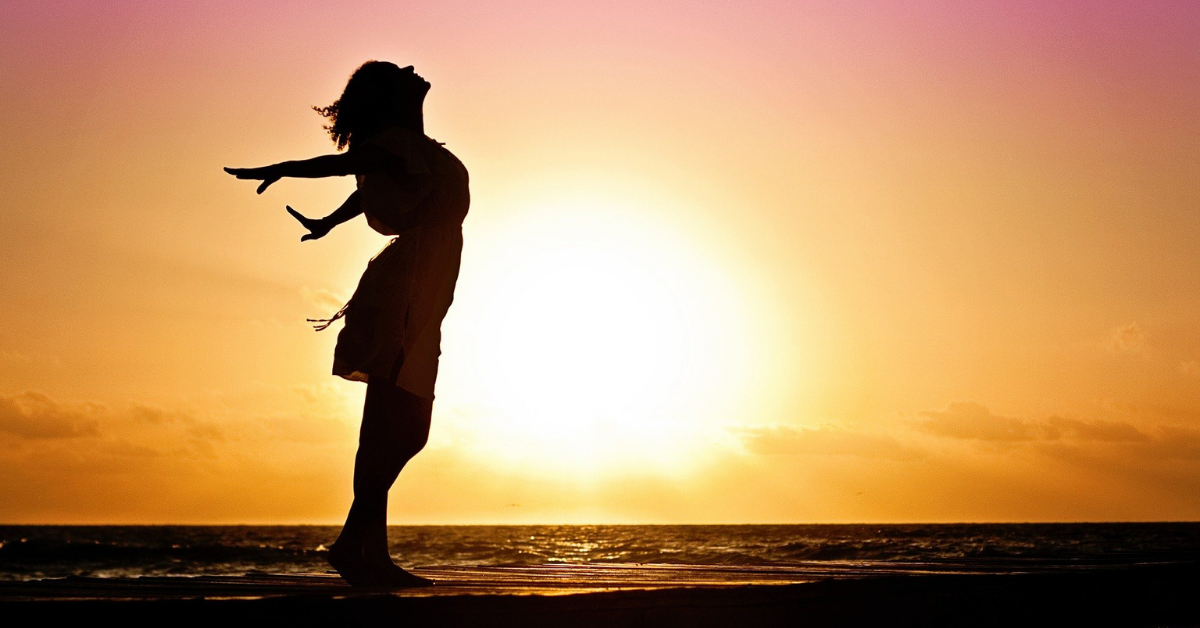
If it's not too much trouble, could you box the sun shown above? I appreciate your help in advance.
[437,196,769,476]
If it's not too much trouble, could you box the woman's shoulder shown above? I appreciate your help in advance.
[360,126,464,177]
[359,126,421,150]
[353,127,433,174]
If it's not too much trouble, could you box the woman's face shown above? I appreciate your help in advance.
[398,65,432,98]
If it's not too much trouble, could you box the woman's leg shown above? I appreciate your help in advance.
[360,383,431,567]
[329,381,431,585]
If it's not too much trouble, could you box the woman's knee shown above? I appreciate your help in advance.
[362,382,431,458]
[391,423,429,461]
[390,388,432,457]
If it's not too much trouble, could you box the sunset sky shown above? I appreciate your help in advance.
[1,0,1198,524]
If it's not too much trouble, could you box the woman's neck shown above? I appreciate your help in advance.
[399,104,425,135]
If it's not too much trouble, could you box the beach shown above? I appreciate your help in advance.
[3,524,1199,626]
[2,524,1198,625]
[2,561,1198,626]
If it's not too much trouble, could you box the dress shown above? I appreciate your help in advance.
[328,126,470,400]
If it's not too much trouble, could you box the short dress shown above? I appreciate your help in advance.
[326,126,470,400]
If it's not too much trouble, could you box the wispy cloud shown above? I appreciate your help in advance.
[1105,321,1147,353]
[128,403,193,425]
[1149,426,1200,460]
[1044,416,1151,442]
[739,425,920,460]
[916,401,1200,463]
[917,402,1043,441]
[0,392,102,439]
[917,401,1155,443]
[300,286,350,313]
[0,392,238,449]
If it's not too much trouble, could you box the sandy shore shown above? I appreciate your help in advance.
[1,561,1196,627]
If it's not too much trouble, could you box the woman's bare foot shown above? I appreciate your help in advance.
[326,544,374,587]
[367,558,434,587]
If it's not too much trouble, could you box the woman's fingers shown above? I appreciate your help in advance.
[225,166,279,193]
[224,166,261,179]
[287,206,327,242]
[286,205,309,223]
[256,176,279,194]
[224,166,279,194]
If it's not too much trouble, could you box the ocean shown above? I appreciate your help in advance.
[1,523,1197,581]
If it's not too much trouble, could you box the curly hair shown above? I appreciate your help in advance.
[314,61,426,151]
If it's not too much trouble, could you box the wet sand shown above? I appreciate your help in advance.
[2,561,1196,627]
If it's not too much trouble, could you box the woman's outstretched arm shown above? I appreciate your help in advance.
[225,145,399,194]
[286,191,363,242]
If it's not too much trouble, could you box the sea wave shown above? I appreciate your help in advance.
[1,523,1196,580]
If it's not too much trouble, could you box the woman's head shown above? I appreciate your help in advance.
[315,61,431,150]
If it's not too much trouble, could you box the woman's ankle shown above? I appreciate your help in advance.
[328,539,360,555]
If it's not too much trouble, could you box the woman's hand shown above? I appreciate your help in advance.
[286,206,333,241]
[224,165,282,194]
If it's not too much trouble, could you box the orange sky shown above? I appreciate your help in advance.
[1,0,1198,523]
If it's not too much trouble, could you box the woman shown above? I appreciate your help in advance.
[225,61,469,587]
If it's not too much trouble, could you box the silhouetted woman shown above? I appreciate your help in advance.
[225,61,469,587]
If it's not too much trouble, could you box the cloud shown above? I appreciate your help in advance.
[916,401,1200,465]
[0,392,237,455]
[0,392,102,439]
[1044,416,1150,442]
[96,439,162,458]
[128,403,192,425]
[125,403,225,443]
[739,425,920,460]
[300,286,350,313]
[1105,321,1147,353]
[1149,427,1200,460]
[917,402,1154,444]
[918,402,1042,441]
